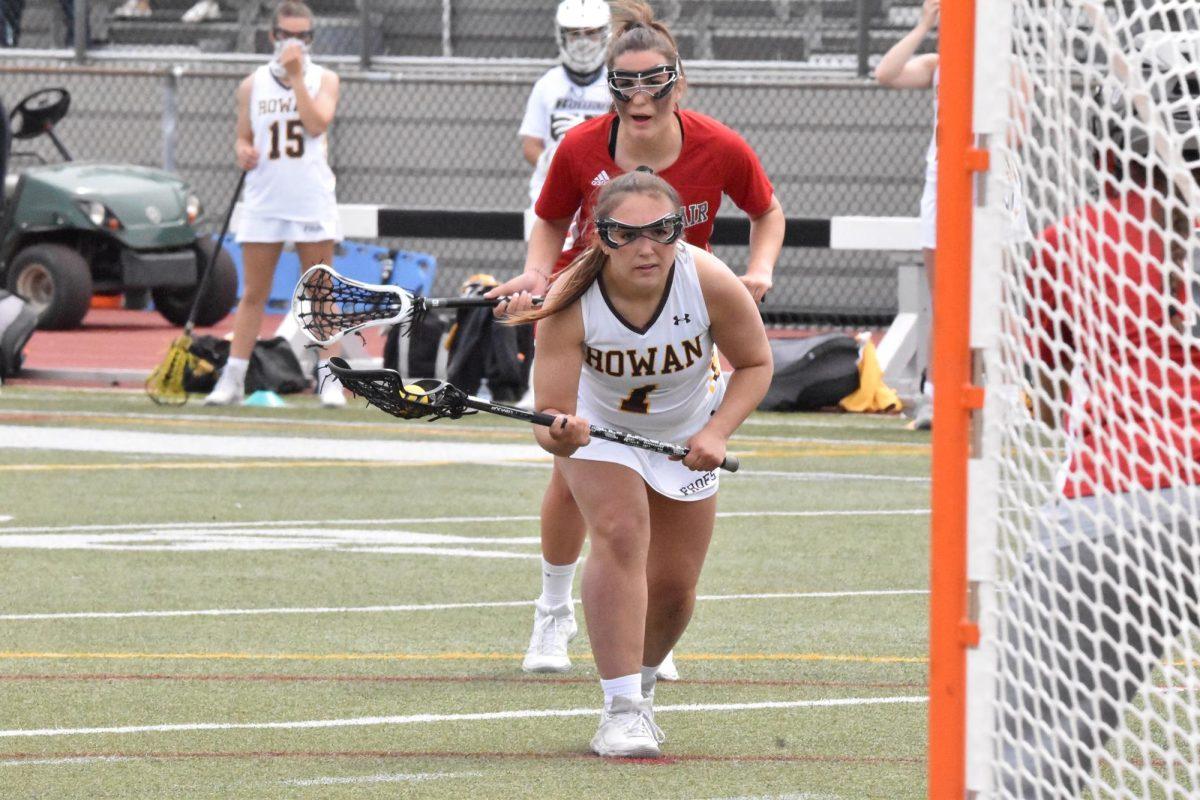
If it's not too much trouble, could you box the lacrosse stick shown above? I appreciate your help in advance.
[326,358,740,473]
[146,171,246,405]
[290,264,543,347]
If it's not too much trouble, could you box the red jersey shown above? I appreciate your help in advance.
[1032,190,1200,497]
[534,109,775,271]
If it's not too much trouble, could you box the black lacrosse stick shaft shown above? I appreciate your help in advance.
[185,171,245,336]
[326,359,738,473]
[457,396,739,473]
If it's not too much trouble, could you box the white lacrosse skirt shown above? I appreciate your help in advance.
[569,396,721,502]
[235,215,342,244]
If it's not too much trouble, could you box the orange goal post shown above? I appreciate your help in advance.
[930,2,1200,799]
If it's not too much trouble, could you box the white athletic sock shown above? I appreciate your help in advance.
[224,356,249,380]
[640,664,659,699]
[216,356,249,390]
[537,557,577,609]
[600,673,642,711]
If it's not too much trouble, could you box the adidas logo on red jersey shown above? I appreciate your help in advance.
[590,170,611,187]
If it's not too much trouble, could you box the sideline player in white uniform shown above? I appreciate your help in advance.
[519,0,613,240]
[205,0,345,407]
[505,171,772,758]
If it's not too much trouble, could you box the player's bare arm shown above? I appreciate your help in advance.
[522,135,545,167]
[875,0,939,89]
[531,298,590,456]
[489,215,571,314]
[235,76,258,170]
[693,247,772,464]
[742,193,785,302]
[289,60,339,137]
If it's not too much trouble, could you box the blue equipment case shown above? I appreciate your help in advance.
[215,236,437,310]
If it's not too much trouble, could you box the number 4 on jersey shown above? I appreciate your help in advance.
[620,383,658,414]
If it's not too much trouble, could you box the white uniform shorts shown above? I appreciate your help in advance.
[919,159,938,250]
[567,400,720,502]
[235,215,342,245]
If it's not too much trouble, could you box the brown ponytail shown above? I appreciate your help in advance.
[607,0,683,83]
[508,170,682,326]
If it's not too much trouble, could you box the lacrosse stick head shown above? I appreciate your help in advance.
[145,333,194,406]
[326,358,473,421]
[291,264,421,346]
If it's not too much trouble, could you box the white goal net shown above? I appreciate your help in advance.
[967,1,1200,798]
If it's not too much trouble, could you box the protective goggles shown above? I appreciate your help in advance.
[273,27,314,43]
[596,213,684,248]
[607,64,679,102]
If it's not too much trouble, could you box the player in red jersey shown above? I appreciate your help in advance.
[488,0,784,683]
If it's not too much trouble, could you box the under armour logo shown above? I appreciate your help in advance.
[673,314,691,325]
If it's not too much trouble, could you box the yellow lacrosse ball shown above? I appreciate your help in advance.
[399,383,433,418]
[402,384,430,400]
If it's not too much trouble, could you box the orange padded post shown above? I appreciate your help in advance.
[928,0,976,798]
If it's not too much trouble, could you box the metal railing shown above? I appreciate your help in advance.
[4,0,929,77]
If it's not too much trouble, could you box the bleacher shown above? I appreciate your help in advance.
[21,0,930,63]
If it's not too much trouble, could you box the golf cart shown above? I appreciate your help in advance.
[0,88,237,330]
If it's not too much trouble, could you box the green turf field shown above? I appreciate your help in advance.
[0,385,931,799]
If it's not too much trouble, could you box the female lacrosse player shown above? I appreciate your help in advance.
[490,0,784,677]
[205,0,346,407]
[876,0,1027,429]
[519,0,613,240]
[513,170,771,757]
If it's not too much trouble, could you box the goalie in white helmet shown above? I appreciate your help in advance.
[519,0,613,240]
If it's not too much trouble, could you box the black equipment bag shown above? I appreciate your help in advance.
[446,305,534,404]
[757,332,861,412]
[182,335,308,395]
[0,289,37,379]
[383,310,447,378]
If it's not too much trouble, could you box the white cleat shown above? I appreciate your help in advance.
[317,364,348,408]
[181,0,219,22]
[655,649,680,681]
[202,377,243,406]
[590,696,665,758]
[320,381,347,408]
[521,601,577,673]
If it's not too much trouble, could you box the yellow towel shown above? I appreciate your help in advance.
[839,338,903,413]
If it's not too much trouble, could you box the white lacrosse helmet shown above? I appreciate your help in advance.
[555,0,612,74]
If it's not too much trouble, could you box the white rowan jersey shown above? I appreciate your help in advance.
[519,66,611,205]
[577,242,725,444]
[242,63,338,223]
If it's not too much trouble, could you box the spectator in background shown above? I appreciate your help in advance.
[204,0,346,406]
[1,0,85,47]
[519,0,613,241]
[874,0,940,430]
[113,0,219,22]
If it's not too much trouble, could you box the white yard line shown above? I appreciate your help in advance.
[283,772,481,787]
[0,425,550,465]
[0,696,928,739]
[0,755,135,767]
[737,470,928,483]
[0,509,928,536]
[0,589,926,622]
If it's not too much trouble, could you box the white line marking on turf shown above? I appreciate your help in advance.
[689,794,842,800]
[0,589,926,621]
[283,772,481,787]
[744,470,929,483]
[0,509,929,537]
[0,425,550,465]
[0,755,135,767]
[0,696,928,739]
[0,528,541,557]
